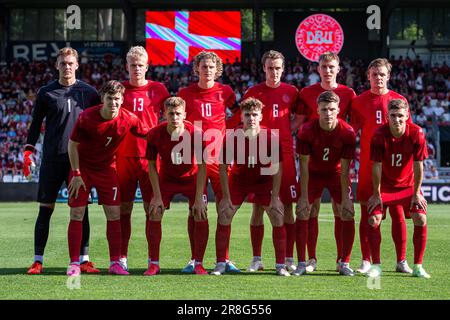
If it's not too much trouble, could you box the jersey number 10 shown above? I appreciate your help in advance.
[201,103,212,117]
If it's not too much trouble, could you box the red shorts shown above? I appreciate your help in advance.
[369,187,427,217]
[160,177,208,209]
[279,153,299,204]
[228,176,273,207]
[356,159,373,202]
[307,172,350,204]
[69,167,121,207]
[247,153,299,205]
[116,156,153,203]
[206,163,224,200]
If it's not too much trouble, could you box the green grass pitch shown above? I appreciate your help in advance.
[0,202,449,300]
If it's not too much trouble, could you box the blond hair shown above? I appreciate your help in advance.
[318,51,340,64]
[56,47,78,61]
[126,46,148,63]
[193,51,223,79]
[164,96,186,110]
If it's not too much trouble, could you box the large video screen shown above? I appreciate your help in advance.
[146,11,241,66]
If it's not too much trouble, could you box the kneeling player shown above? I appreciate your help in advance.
[215,97,288,276]
[295,91,356,276]
[367,99,430,278]
[66,81,149,276]
[145,97,208,276]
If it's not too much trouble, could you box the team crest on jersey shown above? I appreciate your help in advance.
[283,94,290,103]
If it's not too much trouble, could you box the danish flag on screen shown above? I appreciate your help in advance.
[146,11,241,65]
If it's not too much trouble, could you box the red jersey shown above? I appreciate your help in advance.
[221,126,283,186]
[70,105,149,170]
[370,123,427,189]
[178,82,235,134]
[297,83,356,122]
[240,82,299,155]
[146,121,205,182]
[297,118,356,175]
[117,80,169,157]
[350,90,411,166]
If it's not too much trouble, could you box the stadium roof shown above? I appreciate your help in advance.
[1,0,449,8]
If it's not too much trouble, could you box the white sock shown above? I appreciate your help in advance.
[150,261,159,265]
[71,261,80,266]
[275,263,285,269]
[80,255,89,263]
[34,255,44,263]
[195,261,202,266]
[253,256,261,261]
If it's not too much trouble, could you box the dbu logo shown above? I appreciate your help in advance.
[67,5,81,30]
[306,31,333,45]
[366,5,381,30]
[66,275,81,290]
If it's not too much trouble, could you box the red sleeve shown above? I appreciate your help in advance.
[145,128,158,161]
[70,117,82,143]
[224,85,237,112]
[341,128,356,160]
[290,87,300,114]
[349,99,362,132]
[370,131,385,162]
[297,126,312,155]
[413,128,428,161]
[226,109,241,129]
[130,113,150,137]
[155,83,170,113]
[294,90,306,115]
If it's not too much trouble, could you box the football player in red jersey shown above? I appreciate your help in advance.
[66,80,149,276]
[295,91,356,276]
[214,97,289,276]
[145,97,208,275]
[295,52,356,273]
[367,99,430,279]
[116,46,170,271]
[226,51,300,272]
[351,58,413,274]
[177,52,238,273]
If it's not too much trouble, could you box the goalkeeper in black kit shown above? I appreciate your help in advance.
[24,47,100,274]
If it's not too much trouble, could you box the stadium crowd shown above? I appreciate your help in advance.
[0,55,449,181]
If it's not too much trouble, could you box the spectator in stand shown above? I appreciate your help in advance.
[425,165,439,180]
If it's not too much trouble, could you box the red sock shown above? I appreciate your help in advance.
[272,225,287,265]
[193,220,209,263]
[147,220,162,262]
[307,217,318,260]
[188,215,195,260]
[389,205,407,262]
[215,224,231,263]
[334,215,343,262]
[106,220,122,262]
[359,205,371,261]
[368,224,381,264]
[284,222,295,259]
[250,224,264,257]
[295,219,308,262]
[413,225,427,264]
[68,220,83,263]
[341,220,355,263]
[120,213,131,258]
